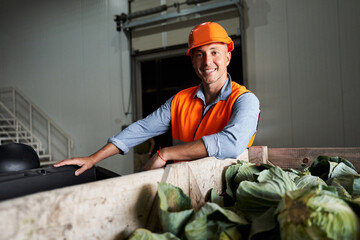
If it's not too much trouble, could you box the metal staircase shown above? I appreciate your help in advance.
[0,87,73,166]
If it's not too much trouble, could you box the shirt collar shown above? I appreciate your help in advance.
[194,73,232,105]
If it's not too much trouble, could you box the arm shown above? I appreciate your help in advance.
[53,143,120,176]
[143,93,260,170]
[142,139,208,171]
[108,97,173,154]
[54,97,174,175]
[202,92,260,159]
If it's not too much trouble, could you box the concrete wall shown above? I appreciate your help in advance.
[1,0,359,175]
[0,0,133,175]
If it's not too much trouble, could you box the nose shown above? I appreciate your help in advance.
[203,52,212,66]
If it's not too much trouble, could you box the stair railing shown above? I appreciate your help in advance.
[0,103,44,155]
[0,87,73,162]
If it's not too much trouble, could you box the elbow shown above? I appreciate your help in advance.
[217,132,249,159]
[221,144,246,159]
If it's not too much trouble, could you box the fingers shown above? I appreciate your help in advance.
[53,158,82,167]
[53,157,93,176]
[75,165,89,176]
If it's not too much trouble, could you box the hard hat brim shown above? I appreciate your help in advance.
[186,40,234,56]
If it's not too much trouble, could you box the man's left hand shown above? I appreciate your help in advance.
[142,152,166,171]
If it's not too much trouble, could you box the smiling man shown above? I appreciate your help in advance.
[54,22,260,175]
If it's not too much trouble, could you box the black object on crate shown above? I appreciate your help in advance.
[0,142,120,201]
[0,165,119,201]
[0,142,40,173]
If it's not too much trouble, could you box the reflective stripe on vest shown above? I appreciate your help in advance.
[171,81,256,147]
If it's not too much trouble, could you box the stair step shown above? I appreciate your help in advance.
[1,93,72,163]
[0,125,17,128]
[0,125,25,131]
[0,118,16,122]
[40,160,57,167]
[0,135,33,139]
[0,140,42,149]
[39,154,51,160]
[0,130,28,135]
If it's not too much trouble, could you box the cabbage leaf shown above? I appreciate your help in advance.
[184,202,248,240]
[129,228,180,240]
[276,186,359,240]
[235,167,298,220]
[158,182,194,236]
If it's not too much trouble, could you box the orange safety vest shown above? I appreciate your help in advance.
[171,81,256,148]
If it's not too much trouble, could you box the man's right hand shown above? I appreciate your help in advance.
[53,156,96,176]
[53,143,121,176]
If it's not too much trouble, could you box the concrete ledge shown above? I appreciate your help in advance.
[0,153,248,239]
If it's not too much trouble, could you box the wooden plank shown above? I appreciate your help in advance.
[248,146,269,165]
[146,156,244,231]
[268,147,360,171]
[188,167,205,212]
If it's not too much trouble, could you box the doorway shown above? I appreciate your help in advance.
[134,38,244,149]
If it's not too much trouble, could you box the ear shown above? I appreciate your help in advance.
[226,51,231,66]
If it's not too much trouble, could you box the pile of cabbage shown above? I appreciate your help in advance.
[129,156,360,240]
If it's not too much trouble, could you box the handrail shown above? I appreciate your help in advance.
[0,87,73,160]
[12,88,73,148]
[0,114,29,143]
[0,102,44,154]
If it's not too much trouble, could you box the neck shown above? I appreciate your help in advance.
[203,80,226,105]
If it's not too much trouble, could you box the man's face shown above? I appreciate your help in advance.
[191,42,231,88]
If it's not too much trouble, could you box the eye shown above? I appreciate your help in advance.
[194,52,203,57]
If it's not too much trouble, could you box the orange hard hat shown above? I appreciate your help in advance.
[186,22,234,56]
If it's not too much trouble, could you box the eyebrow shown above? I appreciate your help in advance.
[194,47,221,53]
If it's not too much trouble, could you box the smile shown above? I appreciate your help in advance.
[204,69,216,73]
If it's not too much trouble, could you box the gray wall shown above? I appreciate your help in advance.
[0,0,133,175]
[245,0,360,147]
[1,0,359,175]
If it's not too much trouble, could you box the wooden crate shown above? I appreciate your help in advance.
[0,147,359,239]
[0,152,248,240]
[249,146,360,171]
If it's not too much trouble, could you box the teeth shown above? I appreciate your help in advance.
[205,69,215,73]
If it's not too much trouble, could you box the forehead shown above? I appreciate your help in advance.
[193,42,228,52]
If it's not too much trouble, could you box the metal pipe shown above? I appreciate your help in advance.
[67,139,71,158]
[128,4,168,20]
[29,104,32,133]
[186,0,211,5]
[121,0,238,31]
[12,88,15,115]
[48,121,51,159]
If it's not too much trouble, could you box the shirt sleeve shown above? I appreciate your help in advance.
[108,96,173,154]
[202,92,260,159]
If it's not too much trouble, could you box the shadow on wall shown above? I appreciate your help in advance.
[242,0,271,90]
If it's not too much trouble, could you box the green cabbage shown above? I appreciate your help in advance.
[184,202,248,240]
[129,228,180,240]
[130,156,360,240]
[276,185,360,240]
[235,166,298,220]
[158,182,194,236]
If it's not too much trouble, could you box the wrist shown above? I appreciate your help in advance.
[157,149,167,162]
[88,155,99,165]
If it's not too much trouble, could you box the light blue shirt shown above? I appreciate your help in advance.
[108,75,260,159]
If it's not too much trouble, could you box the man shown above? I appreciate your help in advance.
[54,22,260,175]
